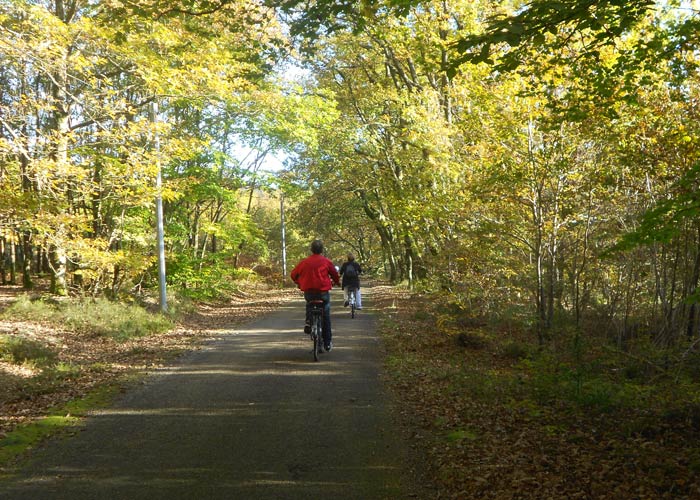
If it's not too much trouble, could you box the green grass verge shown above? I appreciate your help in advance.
[0,374,139,474]
[2,296,173,342]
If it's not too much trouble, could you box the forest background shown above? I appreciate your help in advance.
[3,0,700,496]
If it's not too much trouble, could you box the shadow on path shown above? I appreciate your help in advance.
[0,292,422,499]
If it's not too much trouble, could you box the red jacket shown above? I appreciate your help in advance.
[290,253,340,292]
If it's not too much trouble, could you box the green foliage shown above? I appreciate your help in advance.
[3,296,57,323]
[167,254,244,301]
[501,341,532,361]
[445,428,479,442]
[0,414,81,466]
[0,0,291,298]
[62,300,172,341]
[453,0,656,72]
[613,162,700,250]
[517,342,655,413]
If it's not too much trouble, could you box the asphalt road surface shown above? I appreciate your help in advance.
[0,291,425,499]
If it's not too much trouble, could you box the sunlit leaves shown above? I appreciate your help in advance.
[452,0,656,72]
[0,0,290,295]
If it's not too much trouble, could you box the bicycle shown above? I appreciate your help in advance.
[308,299,325,362]
[347,286,358,318]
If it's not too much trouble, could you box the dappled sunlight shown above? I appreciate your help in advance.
[243,479,346,487]
[149,367,343,377]
[2,294,411,499]
[9,467,381,498]
[93,406,265,417]
[228,326,301,335]
[0,360,38,379]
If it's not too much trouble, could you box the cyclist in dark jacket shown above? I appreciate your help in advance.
[291,240,340,351]
[339,253,362,309]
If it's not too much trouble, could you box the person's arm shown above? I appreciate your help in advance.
[290,261,302,283]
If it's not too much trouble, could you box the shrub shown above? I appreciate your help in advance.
[455,331,490,350]
[0,335,57,366]
[501,341,532,360]
[60,299,172,341]
[3,295,56,322]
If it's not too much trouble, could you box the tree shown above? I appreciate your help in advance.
[0,0,289,297]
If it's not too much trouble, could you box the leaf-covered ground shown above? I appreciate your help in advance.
[371,285,700,499]
[0,284,298,442]
[4,283,700,499]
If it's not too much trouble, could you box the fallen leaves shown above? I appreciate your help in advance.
[0,283,298,442]
[372,284,700,499]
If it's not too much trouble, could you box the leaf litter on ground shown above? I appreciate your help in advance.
[371,284,700,500]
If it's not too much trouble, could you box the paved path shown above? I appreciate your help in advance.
[0,292,422,499]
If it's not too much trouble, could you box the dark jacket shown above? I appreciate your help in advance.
[339,261,362,289]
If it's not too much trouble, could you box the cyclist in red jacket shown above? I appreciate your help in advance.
[290,240,340,352]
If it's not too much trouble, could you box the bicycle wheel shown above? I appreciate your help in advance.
[350,289,356,318]
[312,312,322,362]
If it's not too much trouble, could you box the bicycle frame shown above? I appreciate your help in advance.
[309,299,324,361]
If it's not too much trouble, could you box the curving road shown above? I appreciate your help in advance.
[0,291,425,499]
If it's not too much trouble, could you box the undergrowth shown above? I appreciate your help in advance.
[414,291,700,415]
[0,335,84,398]
[378,287,700,498]
[0,335,56,366]
[3,296,173,342]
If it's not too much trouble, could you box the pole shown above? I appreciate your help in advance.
[280,193,287,279]
[151,101,167,313]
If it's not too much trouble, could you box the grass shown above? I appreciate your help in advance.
[0,377,136,470]
[0,296,176,458]
[0,335,86,402]
[3,295,173,342]
[0,335,57,366]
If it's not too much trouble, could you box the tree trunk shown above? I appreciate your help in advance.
[0,238,6,285]
[46,11,71,296]
[22,232,33,290]
[49,245,68,296]
[687,226,700,339]
[9,237,16,285]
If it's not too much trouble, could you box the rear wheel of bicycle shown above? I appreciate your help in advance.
[350,290,356,318]
[312,314,322,362]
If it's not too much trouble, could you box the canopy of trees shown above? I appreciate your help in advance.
[0,0,335,299]
[273,0,700,349]
[3,0,700,350]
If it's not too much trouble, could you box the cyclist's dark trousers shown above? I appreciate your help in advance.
[304,291,332,346]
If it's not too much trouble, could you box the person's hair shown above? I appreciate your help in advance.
[347,253,355,261]
[310,239,324,254]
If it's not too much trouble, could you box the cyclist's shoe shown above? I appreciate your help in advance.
[304,323,311,334]
[325,342,332,352]
[344,301,349,307]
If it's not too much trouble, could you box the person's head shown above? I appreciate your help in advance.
[347,253,355,261]
[310,239,324,255]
